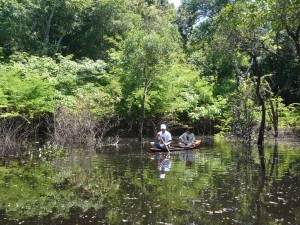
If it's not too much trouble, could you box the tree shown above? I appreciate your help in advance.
[211,1,279,145]
[264,0,300,104]
[0,0,90,58]
[266,0,300,65]
[178,0,231,49]
[65,0,135,60]
[0,0,32,56]
[114,5,180,140]
[30,0,89,57]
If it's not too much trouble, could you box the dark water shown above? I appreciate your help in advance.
[0,139,300,224]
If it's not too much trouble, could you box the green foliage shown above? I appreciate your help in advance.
[182,78,223,121]
[0,0,31,55]
[0,53,119,120]
[229,79,258,144]
[65,0,133,59]
[71,82,121,119]
[114,5,181,119]
[0,0,299,137]
[179,0,231,49]
[180,0,300,136]
[0,67,55,119]
[279,103,300,130]
[0,0,137,59]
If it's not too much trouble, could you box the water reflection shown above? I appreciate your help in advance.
[156,153,171,179]
[269,140,278,178]
[0,140,300,224]
[255,145,267,225]
[179,151,195,167]
[258,145,266,172]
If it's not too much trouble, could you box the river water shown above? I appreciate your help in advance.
[0,139,299,224]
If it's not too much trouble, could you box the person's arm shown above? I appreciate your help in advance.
[166,133,172,145]
[191,133,196,142]
[179,133,185,142]
[155,134,161,143]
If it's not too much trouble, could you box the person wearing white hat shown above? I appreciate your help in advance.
[150,124,172,149]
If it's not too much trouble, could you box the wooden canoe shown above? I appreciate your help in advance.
[150,140,202,152]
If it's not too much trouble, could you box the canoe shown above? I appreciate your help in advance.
[150,140,202,152]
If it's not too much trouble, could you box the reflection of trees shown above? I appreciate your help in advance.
[0,157,112,222]
[269,140,278,178]
[139,143,147,221]
[1,142,299,224]
[182,143,300,224]
[255,145,266,225]
[263,142,300,224]
[101,143,300,224]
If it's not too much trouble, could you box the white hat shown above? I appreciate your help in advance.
[160,124,166,129]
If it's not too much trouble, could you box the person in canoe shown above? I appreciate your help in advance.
[178,128,199,148]
[150,124,172,150]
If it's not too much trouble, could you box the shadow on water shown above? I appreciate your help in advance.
[0,138,300,224]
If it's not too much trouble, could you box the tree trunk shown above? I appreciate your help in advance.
[269,91,279,139]
[233,59,242,87]
[139,67,149,141]
[252,55,266,146]
[52,33,66,58]
[43,11,54,55]
[233,57,253,87]
[285,25,300,65]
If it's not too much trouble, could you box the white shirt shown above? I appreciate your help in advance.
[157,131,172,143]
[179,132,196,144]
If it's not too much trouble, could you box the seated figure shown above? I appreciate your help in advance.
[178,128,197,148]
[150,124,172,150]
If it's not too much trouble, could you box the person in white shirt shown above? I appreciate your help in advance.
[150,124,172,150]
[179,128,196,147]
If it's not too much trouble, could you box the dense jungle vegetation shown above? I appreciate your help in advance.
[0,0,299,155]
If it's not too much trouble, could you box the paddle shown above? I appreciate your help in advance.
[164,142,170,153]
[159,136,170,153]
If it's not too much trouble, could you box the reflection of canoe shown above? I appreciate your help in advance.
[150,140,202,152]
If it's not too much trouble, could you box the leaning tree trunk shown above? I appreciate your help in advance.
[43,10,54,55]
[52,32,66,58]
[285,26,300,65]
[269,91,279,139]
[252,55,266,146]
[233,57,253,88]
[139,67,149,141]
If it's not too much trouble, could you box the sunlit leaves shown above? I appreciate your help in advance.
[0,67,55,119]
[229,79,258,144]
[116,5,181,120]
[279,103,300,130]
[0,52,120,120]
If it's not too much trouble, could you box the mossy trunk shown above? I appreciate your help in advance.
[139,67,149,141]
[252,54,266,146]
